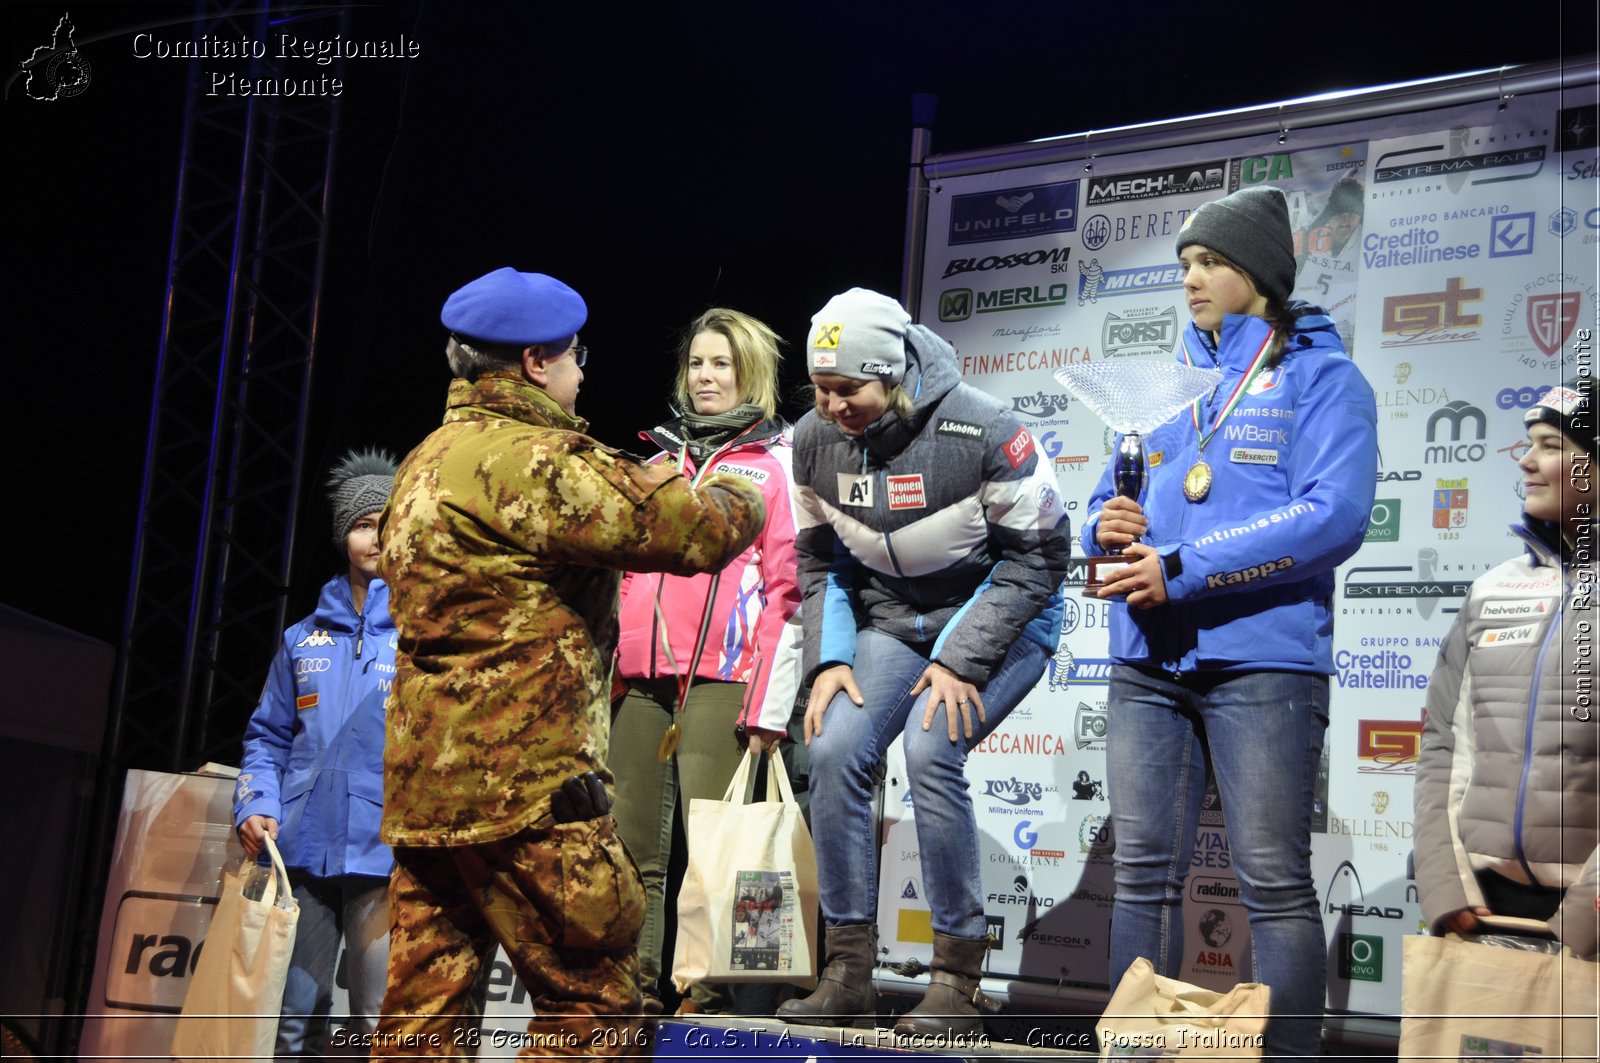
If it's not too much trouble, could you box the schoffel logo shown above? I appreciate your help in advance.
[295,657,333,674]
[1432,477,1469,532]
[1073,702,1107,750]
[1373,128,1547,191]
[1423,401,1487,464]
[1381,277,1483,347]
[942,245,1071,279]
[1101,308,1179,357]
[948,180,1079,246]
[1086,162,1225,204]
[982,777,1044,806]
[1338,933,1384,982]
[1355,718,1423,773]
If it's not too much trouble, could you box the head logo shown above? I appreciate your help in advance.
[939,289,973,322]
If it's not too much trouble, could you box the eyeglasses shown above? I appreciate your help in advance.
[565,344,588,368]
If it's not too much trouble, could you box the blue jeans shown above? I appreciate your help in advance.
[1106,665,1328,1062]
[809,627,1048,940]
[277,871,390,1057]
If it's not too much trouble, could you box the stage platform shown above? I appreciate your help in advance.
[653,1015,1099,1060]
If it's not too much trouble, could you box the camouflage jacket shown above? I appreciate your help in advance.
[378,370,765,846]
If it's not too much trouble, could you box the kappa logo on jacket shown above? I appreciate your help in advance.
[296,629,335,647]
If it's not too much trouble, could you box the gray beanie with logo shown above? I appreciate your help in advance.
[806,288,911,386]
[328,447,399,546]
[1525,375,1595,455]
[1175,186,1297,303]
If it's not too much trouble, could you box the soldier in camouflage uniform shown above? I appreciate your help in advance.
[373,268,765,1058]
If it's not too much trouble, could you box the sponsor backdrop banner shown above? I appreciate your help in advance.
[884,79,1598,1019]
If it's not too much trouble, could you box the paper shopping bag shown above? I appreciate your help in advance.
[1096,957,1269,1059]
[1400,931,1599,1063]
[170,834,300,1063]
[672,747,818,989]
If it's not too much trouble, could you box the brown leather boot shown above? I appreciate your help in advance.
[774,923,878,1027]
[891,932,991,1039]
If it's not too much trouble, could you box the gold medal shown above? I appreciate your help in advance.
[1183,460,1212,502]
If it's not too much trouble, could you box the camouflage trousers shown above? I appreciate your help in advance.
[374,816,647,1058]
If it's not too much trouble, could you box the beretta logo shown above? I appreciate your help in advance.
[948,180,1079,246]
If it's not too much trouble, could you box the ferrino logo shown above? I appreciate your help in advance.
[295,657,333,674]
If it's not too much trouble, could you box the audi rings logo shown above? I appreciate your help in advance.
[296,658,332,675]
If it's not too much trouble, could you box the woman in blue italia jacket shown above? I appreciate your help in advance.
[234,449,398,1057]
[1082,187,1377,1062]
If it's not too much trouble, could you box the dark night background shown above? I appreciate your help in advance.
[5,1,1597,647]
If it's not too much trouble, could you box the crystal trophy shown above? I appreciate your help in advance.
[1054,361,1224,593]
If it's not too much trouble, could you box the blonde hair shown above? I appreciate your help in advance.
[674,308,784,418]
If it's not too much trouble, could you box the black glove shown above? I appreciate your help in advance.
[549,771,612,824]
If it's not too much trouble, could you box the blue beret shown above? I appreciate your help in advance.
[440,268,587,346]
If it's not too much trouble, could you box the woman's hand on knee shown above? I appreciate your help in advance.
[912,662,984,743]
[804,664,862,745]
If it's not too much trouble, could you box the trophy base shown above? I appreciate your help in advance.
[1082,554,1132,595]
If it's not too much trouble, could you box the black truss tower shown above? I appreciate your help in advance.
[68,2,345,1047]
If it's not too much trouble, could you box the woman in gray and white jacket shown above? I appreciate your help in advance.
[774,288,1070,1037]
[1414,375,1597,959]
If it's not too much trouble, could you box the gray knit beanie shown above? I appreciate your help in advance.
[1175,186,1297,303]
[806,288,911,386]
[327,447,398,546]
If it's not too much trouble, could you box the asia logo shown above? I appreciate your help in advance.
[1432,478,1468,530]
[1381,277,1483,347]
[948,180,1079,246]
[1423,401,1487,464]
[1355,718,1423,773]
